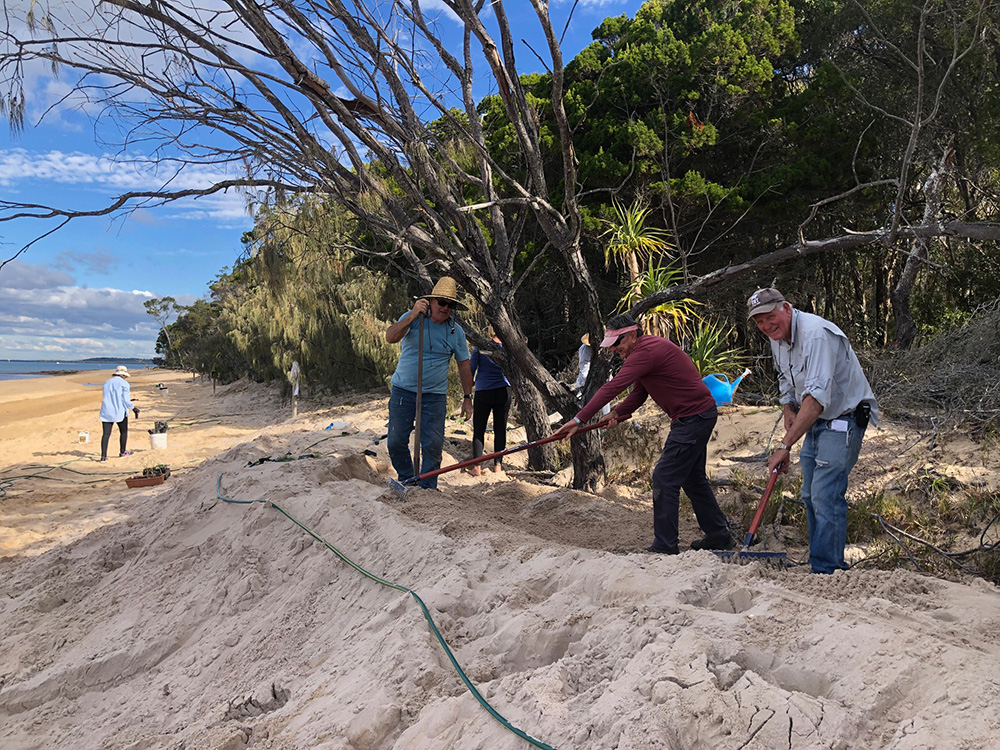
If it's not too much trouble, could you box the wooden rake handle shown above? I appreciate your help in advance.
[743,466,781,548]
[406,420,606,485]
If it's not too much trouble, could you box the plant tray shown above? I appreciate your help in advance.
[125,474,166,489]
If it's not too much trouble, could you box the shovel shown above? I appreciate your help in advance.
[413,311,424,477]
[389,421,606,501]
[715,466,788,564]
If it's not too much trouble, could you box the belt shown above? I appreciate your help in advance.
[830,403,871,427]
[818,406,856,425]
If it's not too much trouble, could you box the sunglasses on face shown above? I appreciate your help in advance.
[611,332,628,347]
[434,298,455,309]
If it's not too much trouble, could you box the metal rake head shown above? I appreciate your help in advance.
[388,478,411,502]
[713,549,790,567]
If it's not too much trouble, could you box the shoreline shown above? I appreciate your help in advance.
[0,361,156,382]
[0,371,297,558]
[0,369,172,425]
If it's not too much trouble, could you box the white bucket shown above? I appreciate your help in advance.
[150,433,168,450]
[78,431,90,444]
[160,388,169,397]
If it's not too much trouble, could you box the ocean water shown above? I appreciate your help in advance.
[0,361,152,382]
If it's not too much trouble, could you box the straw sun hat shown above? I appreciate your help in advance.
[423,276,466,310]
[113,365,131,378]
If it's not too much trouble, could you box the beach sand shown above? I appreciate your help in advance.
[1,373,999,749]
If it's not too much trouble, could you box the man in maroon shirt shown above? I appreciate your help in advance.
[552,314,733,554]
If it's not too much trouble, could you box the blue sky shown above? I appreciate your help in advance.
[0,0,639,361]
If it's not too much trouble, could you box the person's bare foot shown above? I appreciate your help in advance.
[469,465,482,477]
[492,464,503,474]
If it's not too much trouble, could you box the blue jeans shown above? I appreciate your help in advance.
[799,417,866,573]
[387,386,447,489]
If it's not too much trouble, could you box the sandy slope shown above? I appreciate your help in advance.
[2,375,1000,749]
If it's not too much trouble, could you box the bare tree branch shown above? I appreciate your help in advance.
[630,218,1000,317]
[0,0,607,481]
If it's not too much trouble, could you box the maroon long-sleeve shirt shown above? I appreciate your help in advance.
[576,335,715,423]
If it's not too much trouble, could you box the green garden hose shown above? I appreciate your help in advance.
[216,474,558,750]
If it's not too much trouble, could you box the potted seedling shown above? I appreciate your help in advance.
[125,463,171,488]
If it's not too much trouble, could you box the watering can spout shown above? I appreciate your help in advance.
[732,367,751,388]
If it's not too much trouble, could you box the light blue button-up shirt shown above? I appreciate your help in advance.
[389,313,469,395]
[99,375,135,423]
[771,309,878,424]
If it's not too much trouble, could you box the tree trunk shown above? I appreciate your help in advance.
[891,146,955,349]
[571,431,606,492]
[565,352,615,491]
[505,368,557,470]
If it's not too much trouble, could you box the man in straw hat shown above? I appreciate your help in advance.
[747,287,877,574]
[98,365,139,462]
[552,313,733,555]
[385,277,475,489]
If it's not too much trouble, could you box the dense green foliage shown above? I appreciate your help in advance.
[165,0,1000,393]
[162,199,410,389]
[515,0,1000,351]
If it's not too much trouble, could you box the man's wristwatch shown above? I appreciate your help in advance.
[776,442,791,452]
[463,394,473,400]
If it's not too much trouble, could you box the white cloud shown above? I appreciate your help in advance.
[161,192,255,224]
[54,248,120,275]
[0,148,253,227]
[417,0,463,25]
[0,149,234,191]
[0,259,190,359]
[0,261,74,289]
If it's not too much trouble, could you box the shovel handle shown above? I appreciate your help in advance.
[743,466,781,547]
[413,312,424,475]
[406,420,606,485]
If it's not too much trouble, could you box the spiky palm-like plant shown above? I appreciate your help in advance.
[602,199,672,295]
[688,320,748,376]
[617,259,702,344]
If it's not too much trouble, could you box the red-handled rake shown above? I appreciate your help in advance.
[389,421,605,501]
[715,466,788,564]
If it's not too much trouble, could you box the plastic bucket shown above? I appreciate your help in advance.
[160,387,169,397]
[78,431,90,444]
[150,433,168,450]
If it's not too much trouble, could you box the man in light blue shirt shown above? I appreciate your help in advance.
[748,288,877,574]
[99,365,139,461]
[385,277,474,489]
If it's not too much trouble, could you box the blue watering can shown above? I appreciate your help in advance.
[703,368,751,406]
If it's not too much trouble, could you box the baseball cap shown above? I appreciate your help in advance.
[746,288,786,318]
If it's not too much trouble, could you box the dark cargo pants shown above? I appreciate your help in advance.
[650,407,729,551]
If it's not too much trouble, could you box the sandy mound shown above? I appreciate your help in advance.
[2,377,1000,749]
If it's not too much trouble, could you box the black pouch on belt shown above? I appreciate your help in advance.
[854,403,871,429]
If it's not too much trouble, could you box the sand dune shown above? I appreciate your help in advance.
[2,374,999,749]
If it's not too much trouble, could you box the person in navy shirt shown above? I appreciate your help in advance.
[468,331,511,476]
